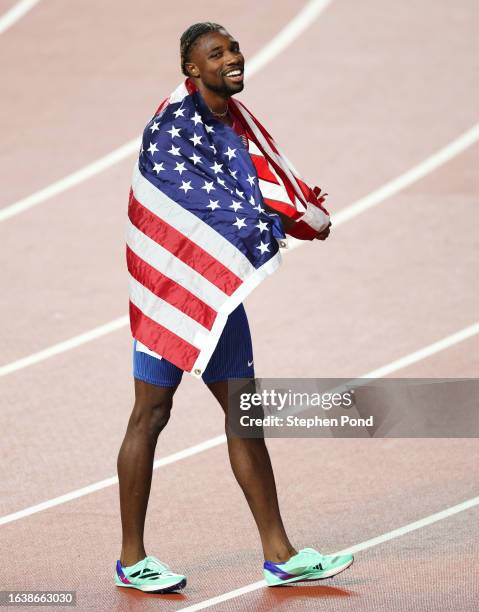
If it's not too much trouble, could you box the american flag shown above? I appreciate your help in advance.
[127,79,329,377]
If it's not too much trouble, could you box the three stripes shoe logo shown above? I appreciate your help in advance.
[312,562,323,571]
[130,569,161,579]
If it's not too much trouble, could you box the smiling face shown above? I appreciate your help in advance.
[185,29,245,98]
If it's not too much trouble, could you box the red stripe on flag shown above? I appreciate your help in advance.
[263,198,301,219]
[129,194,242,296]
[154,97,169,116]
[250,154,279,184]
[127,246,216,331]
[130,302,199,372]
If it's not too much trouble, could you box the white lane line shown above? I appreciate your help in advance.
[0,0,331,223]
[244,0,333,77]
[0,435,226,526]
[0,0,40,34]
[286,121,479,251]
[361,321,479,379]
[0,316,128,377]
[177,495,479,611]
[0,140,141,222]
[1,320,477,526]
[331,123,479,227]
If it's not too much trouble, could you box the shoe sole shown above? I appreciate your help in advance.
[115,577,187,593]
[265,558,354,587]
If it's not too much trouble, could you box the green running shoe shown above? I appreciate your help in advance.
[264,548,353,586]
[115,556,186,593]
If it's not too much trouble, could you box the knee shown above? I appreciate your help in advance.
[130,396,173,438]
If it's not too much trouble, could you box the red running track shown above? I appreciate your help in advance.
[1,1,479,610]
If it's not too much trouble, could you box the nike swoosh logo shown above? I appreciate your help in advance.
[248,360,254,367]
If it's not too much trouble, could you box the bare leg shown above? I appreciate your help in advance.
[207,380,297,563]
[117,379,178,566]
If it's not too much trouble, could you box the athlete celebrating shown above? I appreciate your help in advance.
[115,22,352,594]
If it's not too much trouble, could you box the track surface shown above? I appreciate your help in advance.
[1,1,478,610]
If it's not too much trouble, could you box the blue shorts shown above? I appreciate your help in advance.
[133,303,255,387]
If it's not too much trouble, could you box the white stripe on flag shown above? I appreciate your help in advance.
[127,220,227,311]
[247,140,265,156]
[259,179,293,204]
[168,82,189,105]
[132,163,255,281]
[128,275,210,348]
[300,202,330,231]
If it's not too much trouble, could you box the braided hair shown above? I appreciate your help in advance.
[180,22,224,76]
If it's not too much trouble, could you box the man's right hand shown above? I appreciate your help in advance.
[315,221,332,241]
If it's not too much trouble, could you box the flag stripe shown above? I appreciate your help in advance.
[131,163,255,280]
[250,154,279,184]
[263,197,301,218]
[129,302,199,371]
[129,274,209,348]
[258,179,294,206]
[247,140,267,157]
[129,195,242,297]
[236,102,307,206]
[127,220,227,311]
[127,246,216,331]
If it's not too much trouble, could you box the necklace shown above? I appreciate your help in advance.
[208,104,229,118]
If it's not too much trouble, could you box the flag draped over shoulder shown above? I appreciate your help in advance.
[127,78,330,378]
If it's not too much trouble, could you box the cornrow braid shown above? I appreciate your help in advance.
[180,22,224,76]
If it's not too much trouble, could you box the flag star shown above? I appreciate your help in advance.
[173,107,186,118]
[140,144,144,155]
[207,199,220,211]
[230,200,243,212]
[152,162,165,174]
[233,217,247,230]
[189,152,202,165]
[225,147,236,160]
[149,121,160,133]
[174,162,186,175]
[190,112,203,125]
[217,177,226,187]
[190,133,203,146]
[201,181,215,194]
[229,169,238,179]
[256,241,270,254]
[168,145,181,156]
[179,180,193,193]
[254,204,266,213]
[148,141,159,155]
[167,125,181,138]
[256,220,269,233]
[210,161,223,174]
[205,124,215,133]
[247,174,256,186]
[210,144,217,154]
[235,188,245,199]
[249,195,256,206]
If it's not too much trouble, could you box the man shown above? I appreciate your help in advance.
[115,22,353,594]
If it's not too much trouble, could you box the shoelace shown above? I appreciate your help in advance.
[138,556,176,577]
